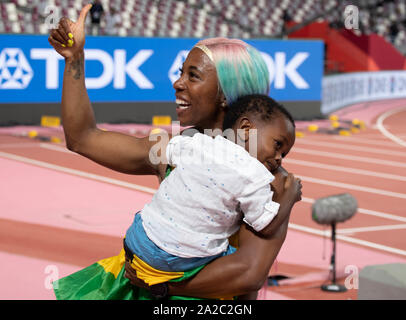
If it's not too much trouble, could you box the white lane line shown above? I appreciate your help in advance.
[357,207,406,223]
[39,143,74,154]
[42,144,406,187]
[288,223,406,257]
[0,143,41,148]
[298,175,406,200]
[292,147,406,168]
[330,136,406,148]
[34,145,406,199]
[39,139,406,170]
[4,148,406,219]
[0,151,157,195]
[337,224,406,235]
[376,107,406,147]
[2,151,406,257]
[284,158,406,182]
[36,145,406,198]
[295,139,406,157]
[43,143,406,181]
[2,150,406,222]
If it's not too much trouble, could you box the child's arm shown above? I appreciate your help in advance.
[240,173,302,238]
[257,173,302,238]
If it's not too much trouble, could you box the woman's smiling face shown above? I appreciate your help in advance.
[173,47,226,131]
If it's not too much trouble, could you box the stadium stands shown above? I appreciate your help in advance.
[0,0,405,54]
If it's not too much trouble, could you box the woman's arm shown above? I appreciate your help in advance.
[49,5,168,176]
[168,217,290,298]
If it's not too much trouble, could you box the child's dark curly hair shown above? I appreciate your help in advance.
[223,94,295,130]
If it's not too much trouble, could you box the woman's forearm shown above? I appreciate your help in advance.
[167,220,289,299]
[168,249,256,298]
[62,51,96,151]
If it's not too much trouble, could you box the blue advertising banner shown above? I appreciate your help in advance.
[0,35,323,103]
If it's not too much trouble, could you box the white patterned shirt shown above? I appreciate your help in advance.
[140,133,280,258]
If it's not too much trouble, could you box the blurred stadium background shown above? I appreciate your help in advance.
[1,0,406,300]
[1,0,406,124]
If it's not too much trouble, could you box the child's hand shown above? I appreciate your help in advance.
[283,173,302,203]
[48,4,92,59]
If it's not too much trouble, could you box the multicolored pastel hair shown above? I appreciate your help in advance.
[194,37,270,105]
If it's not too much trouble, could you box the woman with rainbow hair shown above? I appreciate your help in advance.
[49,5,298,300]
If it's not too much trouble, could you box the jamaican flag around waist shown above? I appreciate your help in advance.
[53,248,210,300]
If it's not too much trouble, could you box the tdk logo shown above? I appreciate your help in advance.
[168,50,309,89]
[29,48,154,89]
[0,48,310,91]
[0,48,33,89]
[261,52,309,89]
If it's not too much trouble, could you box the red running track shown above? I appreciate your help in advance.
[1,99,406,300]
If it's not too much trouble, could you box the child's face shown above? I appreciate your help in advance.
[255,115,295,173]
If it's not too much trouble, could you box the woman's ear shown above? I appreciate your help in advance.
[220,96,227,109]
[217,90,227,109]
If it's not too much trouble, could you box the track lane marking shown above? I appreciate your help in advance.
[295,139,406,157]
[2,151,406,257]
[292,147,406,168]
[330,136,406,148]
[0,151,157,194]
[288,223,406,257]
[376,106,406,147]
[337,224,406,235]
[298,175,406,200]
[1,150,405,222]
[301,197,406,223]
[284,158,406,182]
[11,145,406,200]
[39,143,406,182]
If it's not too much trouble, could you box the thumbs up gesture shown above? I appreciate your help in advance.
[48,4,92,58]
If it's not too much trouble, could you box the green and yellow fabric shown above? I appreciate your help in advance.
[53,166,237,300]
[53,249,207,300]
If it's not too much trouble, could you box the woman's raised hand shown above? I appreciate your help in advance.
[48,4,92,59]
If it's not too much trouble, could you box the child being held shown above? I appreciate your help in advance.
[124,94,302,291]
